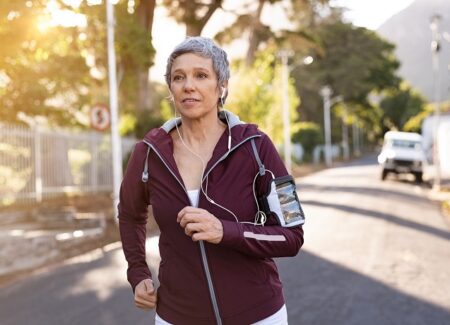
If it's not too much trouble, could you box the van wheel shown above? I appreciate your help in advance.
[381,169,388,180]
[414,172,423,183]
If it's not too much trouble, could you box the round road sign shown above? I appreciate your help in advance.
[90,104,110,131]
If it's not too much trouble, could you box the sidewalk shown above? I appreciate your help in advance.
[423,164,450,221]
[0,194,119,286]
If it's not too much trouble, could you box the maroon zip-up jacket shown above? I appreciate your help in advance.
[118,111,304,324]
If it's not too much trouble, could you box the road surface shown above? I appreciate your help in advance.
[1,156,449,324]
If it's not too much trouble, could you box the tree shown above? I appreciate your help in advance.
[134,0,156,112]
[215,0,330,65]
[380,83,426,131]
[226,46,300,145]
[161,0,223,36]
[0,0,156,127]
[292,20,401,133]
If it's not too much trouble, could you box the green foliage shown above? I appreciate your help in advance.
[132,82,168,138]
[215,0,331,64]
[403,101,450,133]
[119,113,138,136]
[403,109,429,133]
[226,47,300,145]
[380,83,426,131]
[292,122,323,161]
[293,20,400,135]
[0,0,155,129]
[133,110,165,139]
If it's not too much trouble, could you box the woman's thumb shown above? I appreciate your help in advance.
[144,279,154,294]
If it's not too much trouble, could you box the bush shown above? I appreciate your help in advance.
[292,122,323,161]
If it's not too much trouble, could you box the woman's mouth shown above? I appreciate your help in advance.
[182,98,200,103]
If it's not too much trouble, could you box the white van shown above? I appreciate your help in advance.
[377,131,425,182]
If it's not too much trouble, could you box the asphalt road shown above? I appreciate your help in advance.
[1,156,449,325]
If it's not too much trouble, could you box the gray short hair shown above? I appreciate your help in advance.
[165,37,230,89]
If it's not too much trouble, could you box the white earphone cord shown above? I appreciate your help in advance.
[172,90,267,226]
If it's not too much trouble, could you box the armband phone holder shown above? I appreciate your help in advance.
[258,175,305,227]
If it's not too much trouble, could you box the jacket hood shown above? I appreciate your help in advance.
[142,110,260,145]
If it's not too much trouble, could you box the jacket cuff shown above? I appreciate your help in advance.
[220,220,244,249]
[129,269,152,293]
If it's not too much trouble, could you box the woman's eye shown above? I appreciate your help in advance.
[197,73,207,79]
[173,75,183,81]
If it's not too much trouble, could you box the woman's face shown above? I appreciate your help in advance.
[169,53,222,120]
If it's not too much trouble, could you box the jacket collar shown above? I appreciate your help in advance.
[142,110,260,185]
[143,110,259,147]
[160,109,243,134]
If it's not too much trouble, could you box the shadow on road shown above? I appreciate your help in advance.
[0,247,154,325]
[303,199,450,242]
[1,245,449,325]
[298,183,431,206]
[278,250,450,325]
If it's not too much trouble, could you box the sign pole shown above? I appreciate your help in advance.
[106,0,122,222]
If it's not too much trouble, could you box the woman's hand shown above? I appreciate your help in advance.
[177,207,223,244]
[134,279,157,310]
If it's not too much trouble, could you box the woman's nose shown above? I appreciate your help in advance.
[183,77,195,92]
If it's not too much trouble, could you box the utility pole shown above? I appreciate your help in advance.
[278,50,294,173]
[320,86,332,167]
[430,14,442,191]
[106,0,122,221]
[341,103,350,161]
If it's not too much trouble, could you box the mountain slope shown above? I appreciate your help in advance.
[377,0,450,100]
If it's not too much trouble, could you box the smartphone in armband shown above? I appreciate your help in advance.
[258,175,305,227]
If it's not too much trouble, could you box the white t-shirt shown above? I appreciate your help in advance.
[155,190,288,324]
[155,304,288,325]
[187,189,200,207]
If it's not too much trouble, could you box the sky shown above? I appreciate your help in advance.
[333,0,415,30]
[150,0,416,82]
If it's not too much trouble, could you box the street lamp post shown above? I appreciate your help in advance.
[320,86,333,167]
[106,0,122,221]
[430,14,442,191]
[278,50,294,173]
[278,51,314,172]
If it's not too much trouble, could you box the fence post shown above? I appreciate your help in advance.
[90,132,99,193]
[34,127,43,202]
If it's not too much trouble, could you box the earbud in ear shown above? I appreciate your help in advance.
[221,87,226,99]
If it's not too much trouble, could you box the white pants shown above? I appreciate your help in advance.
[155,304,288,325]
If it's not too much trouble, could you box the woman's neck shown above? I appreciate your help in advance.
[178,113,226,149]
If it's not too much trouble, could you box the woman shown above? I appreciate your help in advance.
[118,37,304,325]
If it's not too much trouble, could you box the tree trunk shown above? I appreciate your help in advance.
[185,0,223,37]
[186,24,203,37]
[245,0,265,66]
[136,0,156,112]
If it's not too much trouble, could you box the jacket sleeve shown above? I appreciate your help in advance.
[117,142,152,292]
[219,133,304,259]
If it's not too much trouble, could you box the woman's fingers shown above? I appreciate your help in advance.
[177,206,204,223]
[135,290,157,309]
[135,297,156,309]
[179,213,205,228]
[185,221,202,236]
[134,279,157,310]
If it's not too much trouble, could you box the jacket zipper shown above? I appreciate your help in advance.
[142,140,187,193]
[202,135,261,183]
[143,134,260,325]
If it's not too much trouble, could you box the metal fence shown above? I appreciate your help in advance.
[0,123,136,206]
